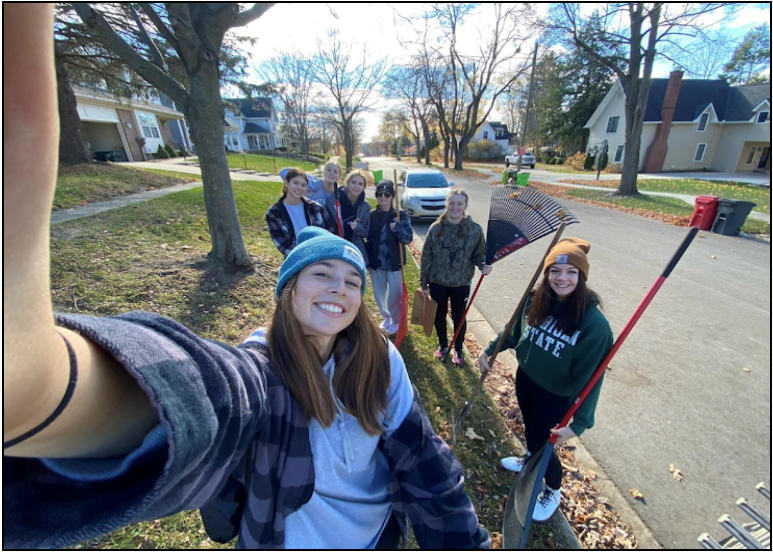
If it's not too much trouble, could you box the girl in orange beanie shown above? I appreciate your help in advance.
[479,238,613,522]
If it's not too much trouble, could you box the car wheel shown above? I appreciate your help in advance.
[531,163,536,169]
[505,161,510,167]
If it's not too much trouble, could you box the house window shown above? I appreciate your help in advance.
[746,146,757,165]
[483,131,489,140]
[757,111,770,124]
[614,145,625,163]
[694,143,707,162]
[606,116,620,134]
[137,112,160,139]
[697,112,709,132]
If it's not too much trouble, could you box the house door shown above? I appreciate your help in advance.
[758,147,770,170]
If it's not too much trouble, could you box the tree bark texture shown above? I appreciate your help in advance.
[55,50,93,166]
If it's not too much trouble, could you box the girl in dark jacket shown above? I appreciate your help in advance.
[325,169,372,263]
[366,180,413,335]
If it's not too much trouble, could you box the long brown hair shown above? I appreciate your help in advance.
[266,275,390,435]
[526,273,603,334]
[434,188,469,239]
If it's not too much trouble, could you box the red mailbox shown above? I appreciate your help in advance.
[689,195,719,230]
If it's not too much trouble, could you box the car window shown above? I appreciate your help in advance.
[406,173,449,189]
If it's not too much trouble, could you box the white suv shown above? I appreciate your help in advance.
[505,152,535,168]
[398,169,453,220]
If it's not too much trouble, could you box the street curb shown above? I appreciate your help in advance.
[406,234,659,549]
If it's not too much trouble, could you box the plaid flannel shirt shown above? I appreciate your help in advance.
[4,312,489,550]
[266,197,336,256]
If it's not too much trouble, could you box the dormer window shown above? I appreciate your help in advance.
[757,111,770,124]
[697,112,709,132]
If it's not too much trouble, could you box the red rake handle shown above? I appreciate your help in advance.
[333,182,343,237]
[551,226,699,443]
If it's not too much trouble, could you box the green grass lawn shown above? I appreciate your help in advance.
[54,163,197,210]
[52,179,575,549]
[559,177,771,214]
[532,183,770,235]
[534,163,592,174]
[189,153,320,173]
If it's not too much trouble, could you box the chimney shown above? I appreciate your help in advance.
[642,70,684,173]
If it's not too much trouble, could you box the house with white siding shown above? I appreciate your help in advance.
[223,98,290,152]
[585,71,770,175]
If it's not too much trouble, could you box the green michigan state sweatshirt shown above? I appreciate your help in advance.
[485,295,613,436]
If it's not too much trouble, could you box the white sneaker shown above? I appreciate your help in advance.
[501,455,530,473]
[532,487,561,522]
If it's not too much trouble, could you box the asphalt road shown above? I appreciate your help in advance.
[368,157,771,549]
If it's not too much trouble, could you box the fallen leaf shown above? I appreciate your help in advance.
[465,427,485,441]
[710,255,718,260]
[668,464,684,482]
[743,367,751,373]
[434,406,442,413]
[630,488,644,500]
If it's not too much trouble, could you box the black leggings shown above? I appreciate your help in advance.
[515,368,572,490]
[429,282,470,353]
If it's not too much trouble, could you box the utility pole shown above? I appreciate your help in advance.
[516,42,539,176]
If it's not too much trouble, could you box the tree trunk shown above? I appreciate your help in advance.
[342,120,354,170]
[185,67,250,266]
[618,83,643,196]
[454,134,472,171]
[55,51,92,166]
[422,121,431,165]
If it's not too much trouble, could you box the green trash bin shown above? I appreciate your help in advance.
[711,199,757,236]
[503,169,529,185]
[372,169,383,184]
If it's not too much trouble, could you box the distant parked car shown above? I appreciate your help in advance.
[505,152,535,168]
[398,169,453,220]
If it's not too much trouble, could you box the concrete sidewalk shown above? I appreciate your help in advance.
[474,167,770,223]
[126,159,284,182]
[52,162,284,225]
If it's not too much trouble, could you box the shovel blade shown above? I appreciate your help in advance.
[502,444,553,549]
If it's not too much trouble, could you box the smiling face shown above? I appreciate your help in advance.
[376,188,393,211]
[446,193,468,223]
[324,164,341,185]
[547,263,580,299]
[346,175,366,197]
[284,175,308,202]
[292,259,362,355]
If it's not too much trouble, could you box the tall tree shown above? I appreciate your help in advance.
[54,44,93,165]
[535,15,622,154]
[383,65,435,164]
[257,51,316,153]
[661,27,735,79]
[313,29,388,170]
[548,3,733,196]
[409,3,536,170]
[721,23,771,84]
[70,3,274,266]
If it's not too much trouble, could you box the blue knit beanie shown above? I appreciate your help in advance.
[276,227,367,297]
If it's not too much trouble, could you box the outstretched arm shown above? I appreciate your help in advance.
[3,4,157,458]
